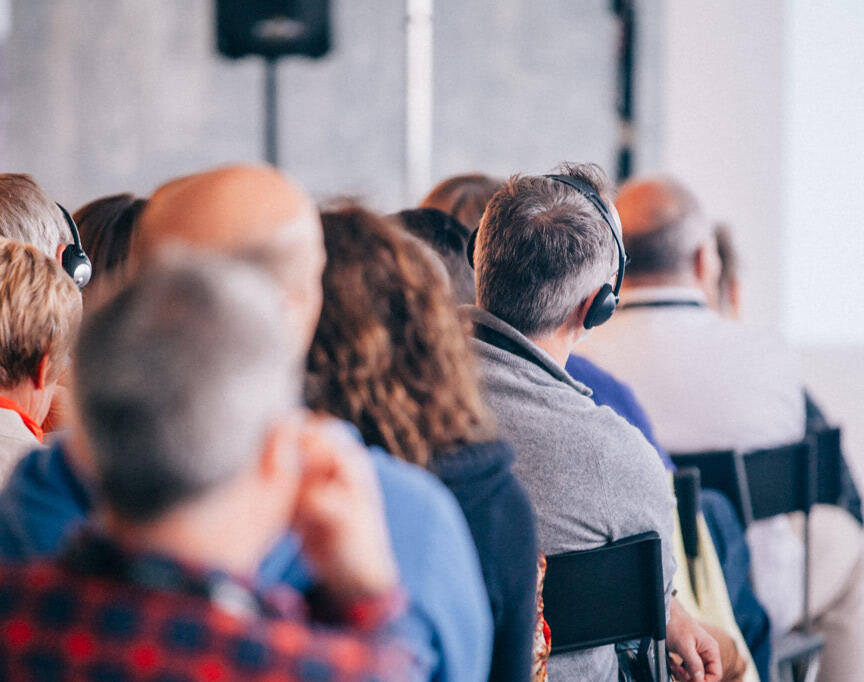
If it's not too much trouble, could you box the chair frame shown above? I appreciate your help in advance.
[671,436,827,681]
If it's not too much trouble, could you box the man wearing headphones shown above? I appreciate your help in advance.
[0,174,89,281]
[464,163,721,681]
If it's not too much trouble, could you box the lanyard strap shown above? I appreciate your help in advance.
[619,300,705,311]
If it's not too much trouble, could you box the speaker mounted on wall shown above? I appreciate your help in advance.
[216,0,331,60]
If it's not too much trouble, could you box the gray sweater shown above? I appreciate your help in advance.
[464,306,676,681]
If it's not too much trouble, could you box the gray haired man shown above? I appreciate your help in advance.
[465,163,721,681]
[0,252,425,679]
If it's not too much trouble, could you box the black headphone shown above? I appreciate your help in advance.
[56,203,92,289]
[466,174,628,329]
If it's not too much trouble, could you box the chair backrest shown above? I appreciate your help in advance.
[672,439,818,630]
[670,450,747,525]
[813,427,843,507]
[671,440,816,527]
[542,531,666,655]
[743,441,815,522]
[674,468,701,560]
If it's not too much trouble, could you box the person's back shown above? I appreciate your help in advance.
[580,292,804,453]
[0,254,426,680]
[466,165,723,681]
[0,539,417,681]
[580,176,864,682]
[306,206,535,682]
[0,166,493,682]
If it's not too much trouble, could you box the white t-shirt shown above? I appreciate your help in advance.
[0,406,41,487]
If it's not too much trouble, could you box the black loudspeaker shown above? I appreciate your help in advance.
[216,0,331,60]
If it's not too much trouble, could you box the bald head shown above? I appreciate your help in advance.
[615,177,712,279]
[136,165,319,260]
[135,165,325,345]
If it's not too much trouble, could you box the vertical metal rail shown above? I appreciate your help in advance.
[612,0,636,182]
[264,57,279,166]
[404,0,434,203]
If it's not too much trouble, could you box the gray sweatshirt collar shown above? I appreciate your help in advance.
[461,305,592,397]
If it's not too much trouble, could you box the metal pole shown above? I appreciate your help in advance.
[404,0,434,203]
[612,0,636,182]
[264,57,279,166]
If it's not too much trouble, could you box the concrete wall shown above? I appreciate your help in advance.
[0,0,640,211]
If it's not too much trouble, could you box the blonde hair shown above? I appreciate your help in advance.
[0,174,72,257]
[0,238,82,388]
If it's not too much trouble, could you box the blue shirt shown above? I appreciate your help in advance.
[0,440,492,682]
[566,354,675,470]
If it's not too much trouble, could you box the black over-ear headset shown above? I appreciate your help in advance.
[466,174,627,329]
[56,203,92,289]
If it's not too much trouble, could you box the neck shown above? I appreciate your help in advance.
[0,384,43,424]
[530,327,578,367]
[104,487,276,578]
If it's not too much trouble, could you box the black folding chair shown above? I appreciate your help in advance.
[813,427,843,508]
[671,441,825,682]
[543,531,668,681]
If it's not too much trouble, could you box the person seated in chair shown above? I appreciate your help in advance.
[465,162,721,681]
[579,176,864,682]
[0,239,81,484]
[0,253,428,680]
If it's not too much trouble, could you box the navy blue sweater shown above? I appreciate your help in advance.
[432,441,537,682]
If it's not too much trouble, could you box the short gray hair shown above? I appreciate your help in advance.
[75,250,297,522]
[475,163,618,337]
[0,174,73,257]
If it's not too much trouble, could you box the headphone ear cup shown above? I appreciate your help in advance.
[466,228,478,269]
[583,283,617,329]
[62,245,93,289]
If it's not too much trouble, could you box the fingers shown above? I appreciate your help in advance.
[699,635,723,682]
[678,638,706,681]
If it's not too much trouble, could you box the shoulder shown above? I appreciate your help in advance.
[566,354,640,408]
[370,447,463,518]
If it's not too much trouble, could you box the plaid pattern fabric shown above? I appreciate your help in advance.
[0,533,421,681]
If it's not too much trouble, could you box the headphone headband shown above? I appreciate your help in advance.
[542,174,628,299]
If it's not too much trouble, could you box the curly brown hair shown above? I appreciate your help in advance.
[306,205,492,468]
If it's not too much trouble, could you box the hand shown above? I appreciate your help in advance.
[292,416,398,601]
[701,623,748,682]
[667,598,722,682]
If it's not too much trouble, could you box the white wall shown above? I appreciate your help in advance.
[782,0,864,347]
[658,0,786,331]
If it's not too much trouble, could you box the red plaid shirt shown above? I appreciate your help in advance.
[0,531,425,681]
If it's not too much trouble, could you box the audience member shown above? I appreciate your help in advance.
[395,207,475,304]
[74,193,147,305]
[0,165,492,682]
[579,176,864,681]
[307,206,538,681]
[418,170,769,678]
[0,239,81,484]
[466,163,720,681]
[0,174,73,259]
[0,253,426,680]
[421,173,503,230]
